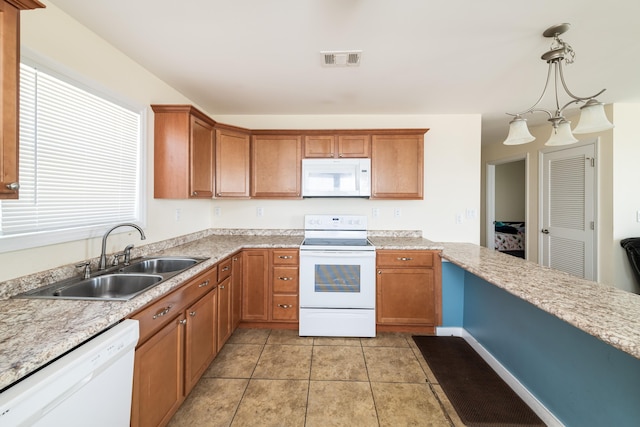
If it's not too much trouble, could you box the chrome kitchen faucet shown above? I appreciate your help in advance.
[98,223,146,270]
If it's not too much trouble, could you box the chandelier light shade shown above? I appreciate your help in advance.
[503,116,536,145]
[572,99,615,134]
[503,23,614,146]
[545,119,579,146]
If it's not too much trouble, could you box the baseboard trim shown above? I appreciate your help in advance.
[435,327,563,427]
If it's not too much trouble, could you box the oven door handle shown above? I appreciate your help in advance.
[300,250,375,257]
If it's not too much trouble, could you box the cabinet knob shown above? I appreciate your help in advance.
[192,191,198,196]
[378,270,382,274]
[5,182,19,191]
[219,285,225,289]
[179,319,187,325]
[278,277,292,281]
[222,266,230,271]
[190,311,196,317]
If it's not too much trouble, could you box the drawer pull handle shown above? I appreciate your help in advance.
[190,311,196,317]
[153,306,172,319]
[222,266,230,272]
[397,257,413,261]
[179,319,187,325]
[277,304,292,309]
[219,285,225,289]
[278,277,293,281]
[198,280,210,288]
[278,255,293,259]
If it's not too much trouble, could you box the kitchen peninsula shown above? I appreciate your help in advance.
[1,229,639,426]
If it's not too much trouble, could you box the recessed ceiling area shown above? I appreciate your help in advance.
[47,0,640,144]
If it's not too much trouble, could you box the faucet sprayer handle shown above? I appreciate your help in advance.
[75,261,91,279]
[123,244,135,265]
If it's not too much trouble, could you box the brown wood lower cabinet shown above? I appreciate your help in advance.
[216,257,233,350]
[376,250,442,334]
[130,267,218,427]
[131,314,184,427]
[241,248,299,326]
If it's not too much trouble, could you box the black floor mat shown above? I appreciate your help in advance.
[413,336,545,427]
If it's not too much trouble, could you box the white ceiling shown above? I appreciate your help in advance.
[48,0,640,144]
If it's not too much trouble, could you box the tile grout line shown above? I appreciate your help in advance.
[227,329,272,426]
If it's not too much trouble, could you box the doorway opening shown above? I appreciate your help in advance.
[486,155,528,259]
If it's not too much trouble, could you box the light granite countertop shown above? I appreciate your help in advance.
[1,230,639,392]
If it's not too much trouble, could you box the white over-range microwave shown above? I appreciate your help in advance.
[301,158,371,198]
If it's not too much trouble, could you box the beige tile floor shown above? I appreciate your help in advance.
[168,328,466,427]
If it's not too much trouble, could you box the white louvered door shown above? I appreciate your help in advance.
[540,143,596,280]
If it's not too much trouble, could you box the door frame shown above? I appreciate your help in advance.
[485,154,529,256]
[538,139,599,280]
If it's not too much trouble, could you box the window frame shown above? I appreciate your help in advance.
[0,52,147,253]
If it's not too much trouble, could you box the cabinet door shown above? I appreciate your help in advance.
[184,289,217,394]
[217,276,232,350]
[131,315,185,427]
[189,116,214,198]
[242,249,270,321]
[303,135,335,158]
[338,134,370,158]
[371,134,424,199]
[251,135,301,198]
[376,268,435,325]
[215,128,250,198]
[0,3,20,199]
[231,253,243,329]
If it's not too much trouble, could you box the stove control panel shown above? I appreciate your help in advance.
[304,215,367,231]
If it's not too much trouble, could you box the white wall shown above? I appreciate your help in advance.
[495,160,525,221]
[212,114,482,243]
[612,104,640,292]
[0,3,482,283]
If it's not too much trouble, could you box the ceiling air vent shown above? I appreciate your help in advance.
[321,50,362,67]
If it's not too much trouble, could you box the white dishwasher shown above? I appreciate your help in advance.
[0,319,139,427]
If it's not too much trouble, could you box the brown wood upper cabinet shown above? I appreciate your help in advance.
[251,133,302,198]
[303,134,370,158]
[371,132,426,200]
[0,0,45,199]
[152,105,215,199]
[215,126,250,198]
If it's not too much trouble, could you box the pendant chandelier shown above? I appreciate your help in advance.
[503,23,614,146]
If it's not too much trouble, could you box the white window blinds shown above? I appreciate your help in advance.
[0,63,141,241]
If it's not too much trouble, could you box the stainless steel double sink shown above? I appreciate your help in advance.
[15,257,208,301]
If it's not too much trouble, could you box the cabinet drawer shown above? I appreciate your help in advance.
[273,267,298,293]
[272,295,298,321]
[217,258,232,282]
[131,267,216,344]
[376,251,435,268]
[272,249,299,265]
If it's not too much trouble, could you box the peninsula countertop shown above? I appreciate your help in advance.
[1,230,639,392]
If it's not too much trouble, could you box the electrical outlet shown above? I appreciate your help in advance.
[637,210,640,223]
[466,208,478,219]
[372,208,380,218]
[214,207,221,216]
[175,208,181,222]
[456,213,464,224]
[256,207,264,217]
[393,208,401,218]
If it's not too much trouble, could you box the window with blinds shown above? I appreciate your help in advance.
[0,63,143,252]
